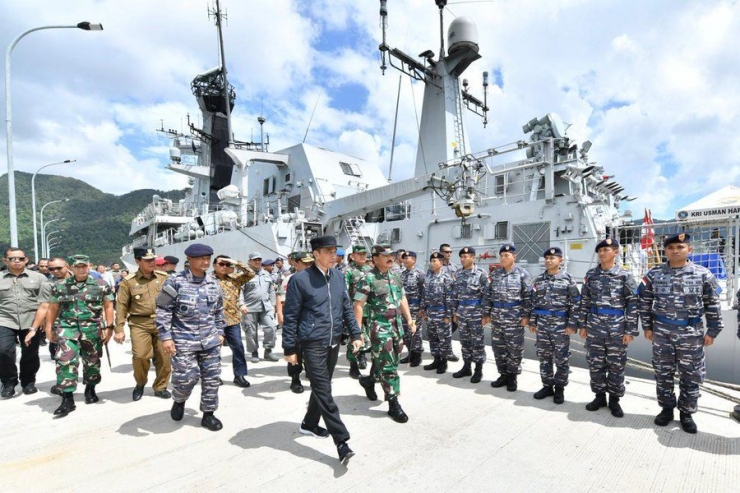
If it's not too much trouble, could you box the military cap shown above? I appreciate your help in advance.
[459,246,476,256]
[352,244,368,253]
[336,249,345,257]
[300,252,315,263]
[499,244,516,254]
[276,256,284,262]
[68,254,90,266]
[594,237,619,252]
[664,233,691,247]
[184,243,214,257]
[371,244,394,256]
[430,252,444,261]
[248,252,263,260]
[393,249,406,256]
[543,247,563,257]
[133,247,157,260]
[154,256,167,266]
[288,251,301,261]
[164,255,180,265]
[403,251,417,259]
[262,259,275,266]
[310,235,340,250]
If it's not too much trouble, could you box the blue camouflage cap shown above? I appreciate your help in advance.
[184,243,214,257]
[543,247,563,257]
[594,237,619,252]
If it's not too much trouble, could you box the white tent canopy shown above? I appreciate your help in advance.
[676,185,740,221]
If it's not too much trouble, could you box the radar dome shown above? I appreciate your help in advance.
[448,17,479,55]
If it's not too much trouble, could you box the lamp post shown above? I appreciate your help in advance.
[46,231,61,248]
[47,241,61,257]
[5,22,103,247]
[39,199,67,257]
[31,159,74,262]
[41,217,64,257]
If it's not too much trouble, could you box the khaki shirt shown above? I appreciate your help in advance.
[115,269,169,333]
[0,268,48,330]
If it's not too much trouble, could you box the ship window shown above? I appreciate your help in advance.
[495,175,506,195]
[495,221,508,239]
[287,194,301,212]
[461,223,472,239]
[391,228,401,243]
[285,172,292,184]
[340,161,362,177]
[263,176,276,196]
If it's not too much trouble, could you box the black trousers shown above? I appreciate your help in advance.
[301,340,349,445]
[0,326,40,387]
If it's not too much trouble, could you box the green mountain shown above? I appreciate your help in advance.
[0,172,186,264]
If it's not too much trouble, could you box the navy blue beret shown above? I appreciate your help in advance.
[184,243,214,257]
[459,246,476,256]
[664,233,691,247]
[543,247,563,257]
[499,244,516,254]
[594,238,619,252]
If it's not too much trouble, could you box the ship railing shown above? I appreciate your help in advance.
[613,217,739,303]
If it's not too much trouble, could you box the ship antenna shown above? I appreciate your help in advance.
[209,0,233,145]
[387,74,403,182]
[436,0,447,59]
[303,89,323,144]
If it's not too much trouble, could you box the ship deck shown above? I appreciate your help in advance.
[1,339,739,493]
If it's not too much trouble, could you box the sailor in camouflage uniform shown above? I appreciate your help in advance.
[451,246,489,384]
[638,233,723,433]
[399,251,425,367]
[529,247,580,403]
[46,255,115,417]
[420,252,453,374]
[156,243,226,431]
[354,245,416,423]
[345,245,371,378]
[577,238,638,418]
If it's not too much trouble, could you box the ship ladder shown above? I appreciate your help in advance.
[452,77,467,157]
[343,217,371,252]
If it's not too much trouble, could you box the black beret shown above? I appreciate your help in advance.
[403,251,417,259]
[594,238,619,252]
[430,252,444,261]
[459,246,476,256]
[184,243,214,257]
[543,247,563,257]
[664,233,691,247]
[164,255,179,265]
[499,244,516,254]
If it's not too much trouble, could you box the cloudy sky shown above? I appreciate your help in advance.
[1,0,738,219]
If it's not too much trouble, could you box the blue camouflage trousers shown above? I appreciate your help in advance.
[402,305,424,353]
[652,327,705,414]
[426,310,452,357]
[585,331,627,397]
[458,313,486,364]
[491,324,524,375]
[535,326,571,387]
[171,344,221,412]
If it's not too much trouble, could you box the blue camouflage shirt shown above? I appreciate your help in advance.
[577,265,638,336]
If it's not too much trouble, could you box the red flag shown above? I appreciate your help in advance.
[640,208,655,249]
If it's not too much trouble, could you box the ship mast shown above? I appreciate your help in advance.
[211,0,233,145]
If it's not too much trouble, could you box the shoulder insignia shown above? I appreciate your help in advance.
[155,270,169,276]
[124,272,137,281]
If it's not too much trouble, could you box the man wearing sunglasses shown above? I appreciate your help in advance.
[0,248,48,398]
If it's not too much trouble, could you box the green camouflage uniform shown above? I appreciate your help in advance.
[355,267,406,399]
[50,276,114,393]
[345,262,371,363]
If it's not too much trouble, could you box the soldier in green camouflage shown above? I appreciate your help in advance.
[354,245,416,423]
[345,244,371,378]
[46,255,115,417]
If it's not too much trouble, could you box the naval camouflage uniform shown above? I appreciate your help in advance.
[578,261,638,399]
[355,266,406,399]
[156,269,225,412]
[345,261,371,366]
[50,276,114,392]
[638,259,723,415]
[451,260,489,365]
[421,265,453,359]
[400,265,425,357]
[530,267,580,387]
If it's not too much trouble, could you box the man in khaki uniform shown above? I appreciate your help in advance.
[114,247,172,401]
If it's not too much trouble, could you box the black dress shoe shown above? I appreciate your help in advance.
[337,441,355,466]
[154,389,172,399]
[171,401,185,421]
[1,385,16,399]
[201,412,223,431]
[290,379,304,394]
[132,386,144,401]
[84,384,99,404]
[22,383,38,395]
[233,376,251,388]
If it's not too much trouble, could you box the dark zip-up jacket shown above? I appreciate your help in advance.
[282,263,361,355]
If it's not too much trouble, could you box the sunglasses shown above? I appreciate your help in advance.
[441,251,452,254]
[216,262,234,267]
[5,257,26,262]
[48,267,65,272]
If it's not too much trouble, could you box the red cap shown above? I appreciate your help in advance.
[154,256,166,266]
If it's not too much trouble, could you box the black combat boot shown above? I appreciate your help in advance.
[679,412,697,434]
[608,394,624,418]
[452,361,472,379]
[506,374,518,392]
[423,356,441,371]
[470,362,483,384]
[359,376,378,401]
[387,396,409,423]
[409,352,422,368]
[53,393,76,417]
[357,352,368,370]
[534,386,554,400]
[585,393,607,411]
[171,401,185,421]
[84,384,99,404]
[436,359,448,375]
[490,374,508,388]
[399,354,410,364]
[290,376,304,394]
[654,407,674,426]
[201,411,223,431]
[553,386,565,405]
[349,362,361,379]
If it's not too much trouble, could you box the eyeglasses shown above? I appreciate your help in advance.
[441,251,452,254]
[216,262,233,267]
[48,267,65,272]
[5,257,26,262]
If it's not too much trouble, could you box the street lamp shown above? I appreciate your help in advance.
[41,217,64,257]
[47,241,61,257]
[5,22,103,246]
[46,231,61,247]
[31,159,75,262]
[39,199,67,257]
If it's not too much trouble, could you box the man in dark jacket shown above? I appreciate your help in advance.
[282,236,362,466]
